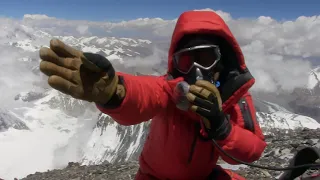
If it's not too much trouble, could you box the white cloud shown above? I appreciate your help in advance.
[17,14,176,39]
[23,14,56,20]
[242,40,312,91]
[76,25,90,35]
[194,8,232,22]
[0,44,42,110]
[2,10,318,92]
[0,10,319,92]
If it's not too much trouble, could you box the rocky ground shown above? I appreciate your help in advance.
[19,128,320,180]
[235,128,320,180]
[20,162,138,180]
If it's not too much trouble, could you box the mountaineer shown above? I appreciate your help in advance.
[39,10,267,180]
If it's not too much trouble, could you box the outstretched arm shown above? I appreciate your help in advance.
[217,92,267,164]
[96,72,170,126]
[38,39,170,126]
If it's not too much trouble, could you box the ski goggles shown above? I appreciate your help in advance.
[173,44,221,74]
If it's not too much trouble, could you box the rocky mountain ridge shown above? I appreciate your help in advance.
[20,128,320,180]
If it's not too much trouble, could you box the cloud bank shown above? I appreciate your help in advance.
[0,9,319,100]
[17,9,320,92]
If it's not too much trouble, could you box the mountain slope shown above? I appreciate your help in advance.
[21,128,320,180]
[255,98,320,132]
[308,67,320,91]
[81,114,149,165]
[0,108,29,132]
[288,67,320,121]
[0,25,161,179]
[0,89,83,179]
[78,97,320,166]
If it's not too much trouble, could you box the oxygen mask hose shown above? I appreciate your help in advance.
[173,78,320,173]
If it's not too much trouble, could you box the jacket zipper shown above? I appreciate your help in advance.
[239,98,255,132]
[210,143,214,161]
[188,124,216,164]
[188,125,198,164]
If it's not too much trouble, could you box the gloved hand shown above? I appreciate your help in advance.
[186,79,231,140]
[39,38,122,105]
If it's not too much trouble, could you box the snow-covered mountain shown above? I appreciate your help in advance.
[21,128,320,180]
[254,98,320,132]
[79,96,320,165]
[308,67,320,91]
[288,67,320,121]
[81,113,149,165]
[0,25,319,180]
[0,108,28,132]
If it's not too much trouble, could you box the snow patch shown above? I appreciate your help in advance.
[80,36,98,44]
[0,101,78,180]
[257,111,320,130]
[81,122,121,164]
[219,163,247,170]
[82,46,101,53]
[125,123,144,161]
[14,40,39,52]
[107,54,122,61]
[308,67,320,89]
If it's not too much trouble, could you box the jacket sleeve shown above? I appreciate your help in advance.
[217,92,267,164]
[96,72,170,126]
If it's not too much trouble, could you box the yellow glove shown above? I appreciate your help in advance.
[39,38,122,104]
[187,79,231,140]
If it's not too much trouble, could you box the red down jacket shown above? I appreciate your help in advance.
[97,11,267,180]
